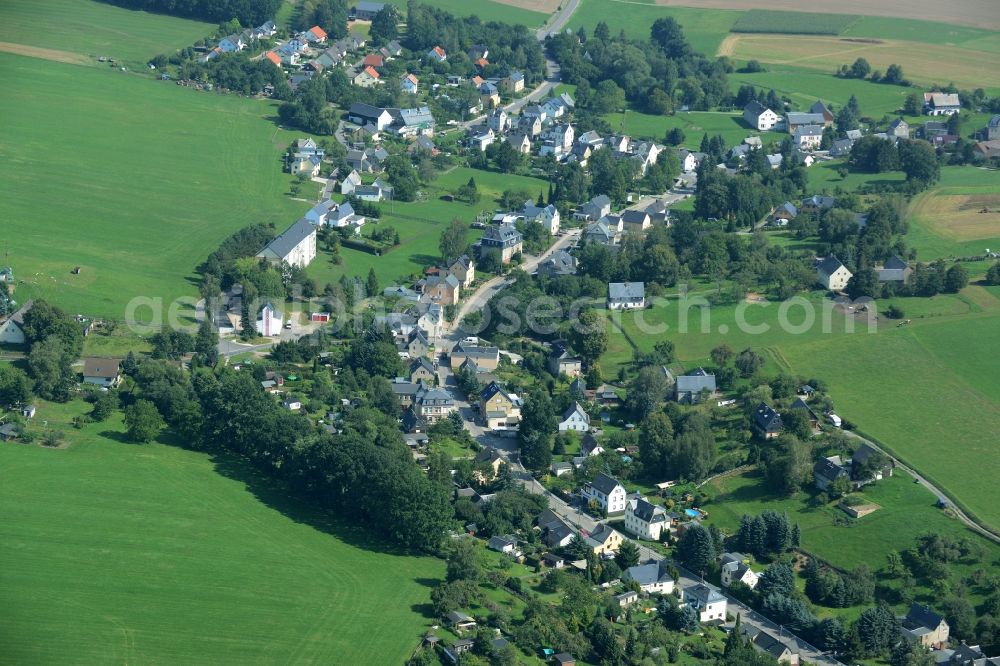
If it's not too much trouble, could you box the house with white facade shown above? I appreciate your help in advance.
[558,402,590,432]
[721,558,759,590]
[257,219,317,268]
[583,473,627,515]
[607,282,645,309]
[624,498,669,541]
[623,561,676,595]
[256,302,284,337]
[816,255,852,291]
[0,300,31,344]
[743,101,780,131]
[683,583,727,623]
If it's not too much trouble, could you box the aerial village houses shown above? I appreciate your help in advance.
[557,402,590,432]
[0,299,31,344]
[257,219,317,268]
[477,224,523,264]
[623,561,675,595]
[743,101,780,131]
[675,368,717,404]
[624,498,669,541]
[720,553,759,590]
[924,92,961,116]
[900,604,950,650]
[582,472,627,515]
[682,583,727,623]
[82,358,122,388]
[753,403,783,440]
[607,282,646,310]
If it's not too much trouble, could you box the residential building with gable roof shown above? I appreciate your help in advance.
[583,473,627,515]
[608,282,645,309]
[816,255,852,291]
[624,498,668,541]
[558,402,590,432]
[900,603,950,649]
[743,101,779,131]
[683,583,727,623]
[623,561,675,594]
[257,219,317,267]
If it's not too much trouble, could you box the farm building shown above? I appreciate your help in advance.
[257,219,317,268]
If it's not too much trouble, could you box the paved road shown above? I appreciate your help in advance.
[537,0,581,39]
[448,229,581,338]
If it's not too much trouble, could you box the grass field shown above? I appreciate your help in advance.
[905,167,1000,261]
[383,0,547,27]
[307,167,550,287]
[0,399,443,664]
[602,109,785,148]
[0,54,308,321]
[731,10,858,35]
[0,0,212,65]
[721,34,1000,92]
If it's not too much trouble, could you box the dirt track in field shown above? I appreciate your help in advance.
[0,42,91,65]
[654,0,1000,30]
[494,0,562,11]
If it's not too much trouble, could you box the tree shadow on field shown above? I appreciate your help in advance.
[209,452,442,564]
[408,253,440,267]
[411,602,437,619]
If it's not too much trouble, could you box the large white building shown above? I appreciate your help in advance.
[583,473,627,515]
[257,219,317,268]
[816,255,853,292]
[624,497,669,541]
[683,583,727,623]
[743,101,780,131]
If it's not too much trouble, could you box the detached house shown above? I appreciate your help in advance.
[623,561,675,594]
[624,498,669,541]
[900,604,950,650]
[82,358,122,388]
[400,73,419,94]
[743,101,780,131]
[682,584,727,623]
[450,343,500,371]
[753,403,783,440]
[924,92,960,116]
[479,381,523,429]
[607,282,645,310]
[721,558,759,590]
[536,250,578,277]
[427,45,447,62]
[877,255,912,285]
[257,219,317,268]
[413,385,455,422]
[816,255,852,291]
[583,473,627,515]
[409,356,436,384]
[0,299,31,344]
[675,368,717,404]
[794,125,823,150]
[348,102,394,131]
[547,342,582,377]
[477,224,522,264]
[353,65,381,87]
[621,209,651,235]
[744,628,799,665]
[813,455,850,491]
[521,202,561,235]
[448,255,475,288]
[584,524,624,554]
[574,194,611,221]
[502,71,525,93]
[558,402,590,432]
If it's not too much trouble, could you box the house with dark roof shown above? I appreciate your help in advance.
[257,219,317,268]
[771,201,798,226]
[877,255,913,284]
[488,535,521,556]
[450,343,500,371]
[536,250,578,277]
[816,255,852,291]
[413,384,455,422]
[851,443,892,487]
[924,92,961,116]
[539,508,575,548]
[0,423,20,441]
[743,100,780,131]
[477,224,522,264]
[580,433,605,457]
[479,382,523,429]
[753,403,783,440]
[623,560,675,594]
[675,368,717,404]
[347,102,393,131]
[786,111,830,131]
[548,341,582,378]
[810,100,834,123]
[800,194,835,211]
[558,402,590,432]
[584,524,624,554]
[583,473,627,515]
[624,498,668,541]
[814,455,850,491]
[0,299,32,345]
[789,397,820,431]
[721,559,759,590]
[900,603,950,649]
[744,627,799,664]
[683,583,727,623]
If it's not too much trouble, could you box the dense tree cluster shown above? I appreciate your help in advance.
[178,53,291,97]
[549,18,730,114]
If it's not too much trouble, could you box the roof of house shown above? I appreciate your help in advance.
[903,604,946,630]
[83,357,120,378]
[676,368,717,394]
[561,402,589,423]
[589,472,623,496]
[925,92,960,107]
[786,112,827,125]
[488,535,517,550]
[817,255,847,278]
[264,50,281,65]
[753,403,783,431]
[803,194,836,209]
[752,630,794,659]
[586,524,619,546]
[0,423,19,436]
[348,102,389,119]
[480,381,519,406]
[795,124,824,138]
[624,561,671,586]
[5,299,33,327]
[537,250,577,275]
[814,456,848,483]
[631,498,666,523]
[261,219,315,259]
[608,282,645,300]
[621,209,650,224]
[810,100,832,117]
[686,582,725,604]
[743,100,769,117]
[481,224,521,244]
[790,397,818,421]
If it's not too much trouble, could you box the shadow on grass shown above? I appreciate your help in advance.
[209,452,445,569]
[410,602,437,619]
[409,253,440,267]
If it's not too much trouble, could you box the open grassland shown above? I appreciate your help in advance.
[731,10,858,35]
[568,0,739,56]
[843,16,1000,55]
[602,278,1000,534]
[603,109,785,148]
[307,167,549,287]
[0,0,212,65]
[0,54,308,320]
[909,194,1000,241]
[383,0,547,27]
[706,470,1000,611]
[655,0,1000,31]
[722,34,1000,93]
[0,399,443,665]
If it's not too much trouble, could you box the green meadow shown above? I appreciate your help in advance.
[383,0,547,27]
[0,0,213,64]
[0,399,444,665]
[603,109,785,148]
[0,53,309,320]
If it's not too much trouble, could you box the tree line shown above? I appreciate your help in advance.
[99,0,281,26]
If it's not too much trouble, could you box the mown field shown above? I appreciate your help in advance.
[383,0,547,27]
[602,109,785,148]
[308,167,549,288]
[730,10,858,35]
[0,0,212,65]
[0,399,444,665]
[0,53,308,321]
[907,169,1000,261]
[722,34,1000,93]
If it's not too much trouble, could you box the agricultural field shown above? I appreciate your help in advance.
[652,0,1000,32]
[906,169,1000,261]
[721,34,1000,92]
[307,167,550,288]
[0,0,213,66]
[730,10,858,36]
[0,53,309,321]
[0,399,444,665]
[383,0,547,27]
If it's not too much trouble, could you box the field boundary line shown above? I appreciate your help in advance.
[0,41,91,65]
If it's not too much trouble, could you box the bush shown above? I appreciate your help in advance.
[885,304,905,319]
